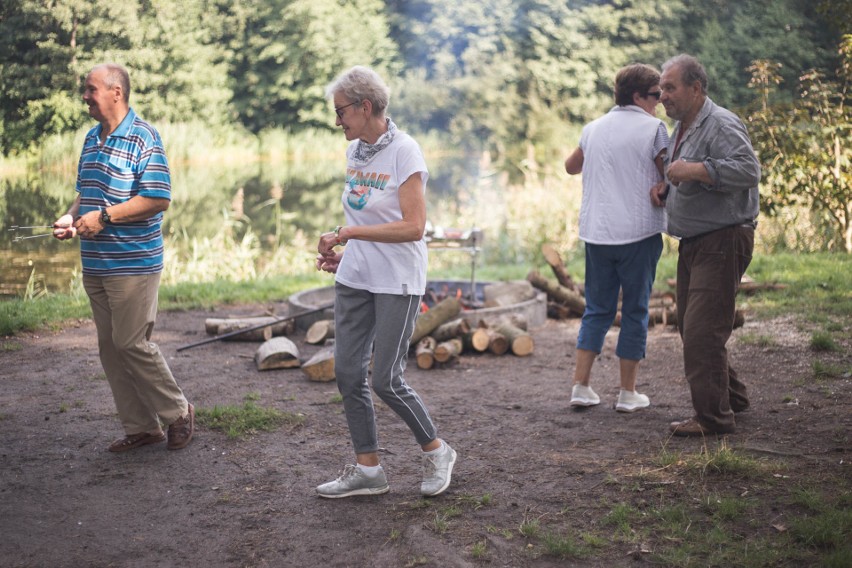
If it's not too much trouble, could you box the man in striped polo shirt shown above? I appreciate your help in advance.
[53,63,194,452]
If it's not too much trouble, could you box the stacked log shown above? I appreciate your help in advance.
[205,316,295,341]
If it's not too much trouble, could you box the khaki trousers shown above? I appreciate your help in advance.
[84,273,188,435]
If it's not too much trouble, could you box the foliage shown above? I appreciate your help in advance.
[747,36,852,252]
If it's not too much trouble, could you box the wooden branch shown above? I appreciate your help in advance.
[527,270,585,316]
[496,323,534,356]
[541,243,580,293]
[434,338,463,363]
[431,318,471,342]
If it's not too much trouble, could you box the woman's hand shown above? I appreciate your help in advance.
[316,251,342,273]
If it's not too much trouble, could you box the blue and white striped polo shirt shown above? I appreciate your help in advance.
[76,108,171,276]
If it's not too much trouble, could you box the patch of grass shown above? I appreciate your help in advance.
[403,556,429,568]
[542,531,583,559]
[430,513,450,534]
[684,441,765,478]
[519,518,540,539]
[1,341,22,351]
[738,332,777,348]
[328,393,343,404]
[470,539,487,559]
[790,508,852,549]
[602,503,636,535]
[196,401,303,438]
[812,360,849,379]
[440,505,463,519]
[810,331,840,352]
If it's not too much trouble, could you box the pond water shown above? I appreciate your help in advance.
[0,151,485,298]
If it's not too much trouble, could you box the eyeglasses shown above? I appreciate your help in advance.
[644,91,662,100]
[334,101,360,118]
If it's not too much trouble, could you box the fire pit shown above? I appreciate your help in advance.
[288,279,547,331]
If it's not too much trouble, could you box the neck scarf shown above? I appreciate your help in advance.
[351,118,397,167]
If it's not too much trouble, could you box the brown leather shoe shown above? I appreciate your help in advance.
[167,403,195,450]
[669,417,717,437]
[108,431,165,452]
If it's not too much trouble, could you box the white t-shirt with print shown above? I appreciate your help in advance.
[335,131,429,296]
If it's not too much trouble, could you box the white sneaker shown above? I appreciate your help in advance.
[316,464,390,498]
[570,384,600,407]
[421,442,457,497]
[615,390,650,413]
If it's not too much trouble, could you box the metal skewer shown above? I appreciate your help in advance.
[8,225,54,231]
[12,233,55,242]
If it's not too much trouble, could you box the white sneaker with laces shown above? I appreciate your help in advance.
[421,442,457,497]
[570,384,600,407]
[316,464,390,498]
[615,389,650,413]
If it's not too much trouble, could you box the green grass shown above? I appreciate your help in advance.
[195,400,304,438]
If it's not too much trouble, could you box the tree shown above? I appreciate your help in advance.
[748,36,852,252]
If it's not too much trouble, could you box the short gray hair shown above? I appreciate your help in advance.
[662,54,708,94]
[325,66,390,116]
[92,63,131,103]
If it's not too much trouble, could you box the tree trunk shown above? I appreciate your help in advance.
[301,348,336,382]
[410,297,461,345]
[527,270,585,316]
[306,319,335,345]
[254,337,301,371]
[415,337,437,370]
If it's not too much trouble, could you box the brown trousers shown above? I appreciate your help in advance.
[84,273,188,435]
[677,225,753,433]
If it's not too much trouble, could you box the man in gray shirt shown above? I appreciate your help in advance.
[651,54,761,436]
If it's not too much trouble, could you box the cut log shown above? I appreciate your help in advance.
[496,323,534,357]
[415,337,437,370]
[434,338,463,363]
[205,316,294,338]
[410,297,461,345]
[541,243,581,293]
[254,337,301,371]
[463,328,491,352]
[547,301,574,320]
[485,329,509,356]
[306,319,335,345]
[301,347,336,382]
[483,280,536,308]
[430,318,471,342]
[527,270,586,316]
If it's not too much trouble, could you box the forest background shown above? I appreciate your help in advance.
[0,0,850,283]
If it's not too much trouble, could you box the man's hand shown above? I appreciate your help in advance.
[665,159,711,185]
[316,252,342,274]
[73,210,106,238]
[52,214,77,240]
[650,182,669,208]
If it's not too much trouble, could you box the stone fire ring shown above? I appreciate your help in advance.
[288,280,547,332]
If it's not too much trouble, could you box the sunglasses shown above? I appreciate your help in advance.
[644,91,662,100]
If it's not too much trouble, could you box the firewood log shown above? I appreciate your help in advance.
[254,337,301,371]
[431,318,471,342]
[204,316,294,338]
[463,328,490,352]
[483,281,537,308]
[301,348,335,382]
[541,243,581,293]
[496,323,534,357]
[415,337,437,370]
[306,319,335,345]
[527,270,585,316]
[434,338,463,363]
[486,329,509,355]
[410,297,461,345]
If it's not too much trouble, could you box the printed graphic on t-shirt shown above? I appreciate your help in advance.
[346,168,391,210]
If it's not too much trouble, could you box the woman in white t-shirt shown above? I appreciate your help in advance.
[314,66,456,499]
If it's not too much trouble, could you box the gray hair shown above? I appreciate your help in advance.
[662,54,708,94]
[92,63,131,103]
[325,66,390,116]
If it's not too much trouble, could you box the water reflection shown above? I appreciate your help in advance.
[1,151,478,298]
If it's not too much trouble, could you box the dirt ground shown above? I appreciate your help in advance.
[1,300,850,568]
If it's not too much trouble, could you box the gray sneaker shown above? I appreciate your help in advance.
[316,464,390,499]
[421,442,457,497]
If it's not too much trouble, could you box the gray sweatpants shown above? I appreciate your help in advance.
[333,282,438,454]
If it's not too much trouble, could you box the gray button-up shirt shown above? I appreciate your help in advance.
[665,97,761,239]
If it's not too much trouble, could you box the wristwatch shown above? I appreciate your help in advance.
[100,208,112,225]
